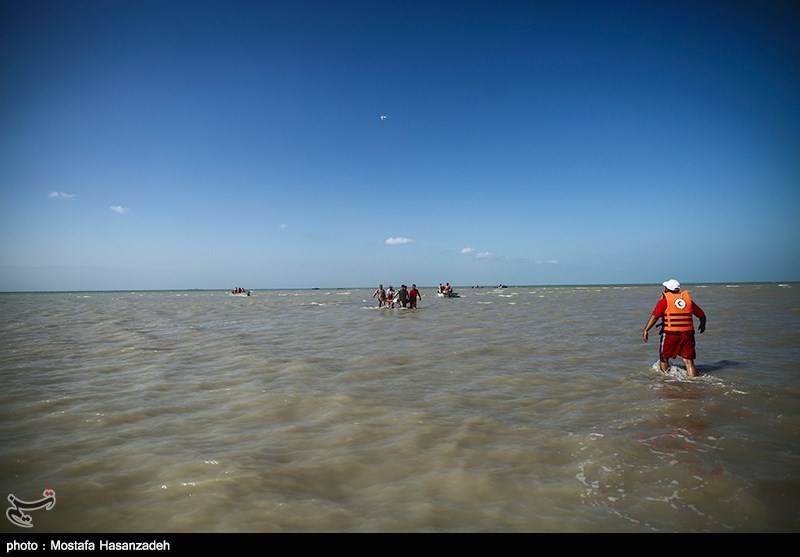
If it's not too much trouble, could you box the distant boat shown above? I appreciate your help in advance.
[228,289,251,297]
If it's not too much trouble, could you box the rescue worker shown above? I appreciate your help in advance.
[642,279,707,377]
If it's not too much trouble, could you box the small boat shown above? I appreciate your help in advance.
[228,289,251,297]
[436,291,460,298]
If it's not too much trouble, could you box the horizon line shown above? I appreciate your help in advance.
[1,280,796,294]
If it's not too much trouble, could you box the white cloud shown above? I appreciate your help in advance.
[476,251,492,258]
[536,259,559,265]
[278,223,287,231]
[460,247,475,254]
[385,237,414,245]
[110,206,129,215]
[49,191,76,200]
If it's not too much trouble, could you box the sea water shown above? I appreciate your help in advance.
[1,284,798,532]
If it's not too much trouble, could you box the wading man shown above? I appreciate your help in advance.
[642,279,707,377]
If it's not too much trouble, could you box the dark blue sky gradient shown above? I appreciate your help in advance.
[1,1,798,290]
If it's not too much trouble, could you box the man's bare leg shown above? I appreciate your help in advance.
[684,358,698,378]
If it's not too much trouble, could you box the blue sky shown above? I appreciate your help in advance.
[1,0,798,291]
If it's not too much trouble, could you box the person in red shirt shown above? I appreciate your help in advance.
[408,284,422,308]
[642,279,707,377]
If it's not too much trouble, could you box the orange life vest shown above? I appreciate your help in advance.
[662,290,694,333]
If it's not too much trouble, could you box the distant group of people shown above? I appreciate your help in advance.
[437,283,453,294]
[231,287,249,294]
[372,284,422,308]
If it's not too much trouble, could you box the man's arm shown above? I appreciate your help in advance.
[642,314,660,342]
[694,304,707,333]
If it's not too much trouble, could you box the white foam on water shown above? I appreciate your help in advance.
[648,361,726,386]
[654,362,693,381]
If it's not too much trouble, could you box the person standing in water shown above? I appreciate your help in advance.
[642,279,707,377]
[396,285,409,308]
[408,284,422,308]
[372,284,387,307]
[386,285,397,308]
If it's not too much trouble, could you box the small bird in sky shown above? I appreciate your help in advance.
[380,114,387,121]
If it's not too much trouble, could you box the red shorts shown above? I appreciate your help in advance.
[659,332,696,360]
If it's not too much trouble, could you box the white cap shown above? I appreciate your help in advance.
[662,279,681,291]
